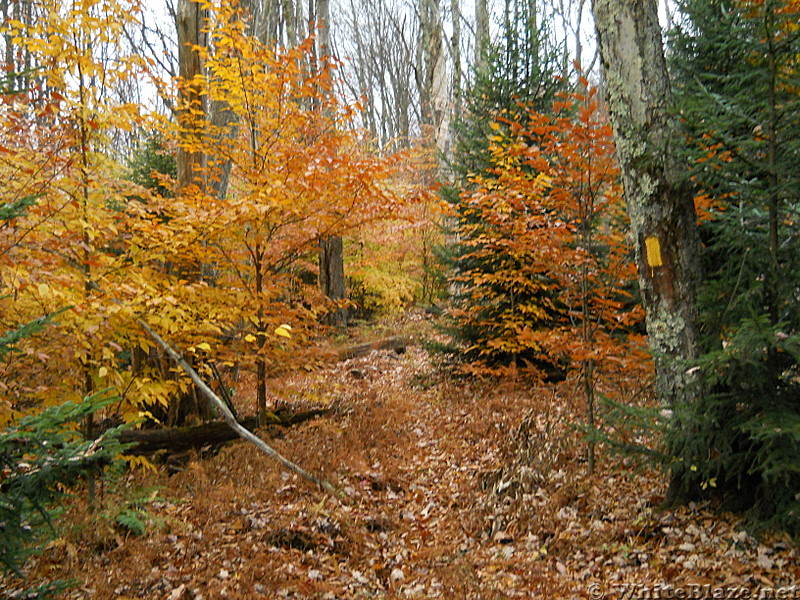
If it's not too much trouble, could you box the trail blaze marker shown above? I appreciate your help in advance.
[645,236,663,268]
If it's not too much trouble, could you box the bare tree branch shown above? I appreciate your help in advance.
[138,318,340,498]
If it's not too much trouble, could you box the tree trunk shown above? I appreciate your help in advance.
[417,0,447,150]
[314,0,347,326]
[172,0,215,424]
[253,246,271,424]
[176,0,206,189]
[117,410,328,455]
[592,0,702,409]
[475,0,489,75]
[282,0,298,46]
[314,0,329,56]
[335,336,407,361]
[449,0,462,141]
[319,236,347,325]
[445,0,463,162]
[207,0,280,202]
[264,0,281,43]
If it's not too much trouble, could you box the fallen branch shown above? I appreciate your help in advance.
[117,409,328,454]
[335,336,407,361]
[138,319,338,497]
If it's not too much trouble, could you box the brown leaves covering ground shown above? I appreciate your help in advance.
[9,316,800,599]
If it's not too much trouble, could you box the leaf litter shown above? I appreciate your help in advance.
[11,320,800,599]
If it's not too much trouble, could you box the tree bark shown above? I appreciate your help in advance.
[335,336,407,361]
[176,0,206,190]
[319,235,347,325]
[117,410,328,455]
[417,0,447,150]
[592,0,702,409]
[449,0,462,129]
[445,0,463,162]
[314,0,347,326]
[207,0,279,202]
[475,0,489,75]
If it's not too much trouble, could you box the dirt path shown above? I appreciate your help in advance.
[16,341,800,599]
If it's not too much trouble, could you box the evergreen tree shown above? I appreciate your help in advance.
[439,1,568,375]
[666,0,800,533]
[0,393,125,597]
[127,134,177,200]
[0,314,123,598]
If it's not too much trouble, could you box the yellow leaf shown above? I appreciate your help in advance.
[244,334,257,343]
[489,121,501,131]
[197,342,212,351]
[123,454,157,474]
[274,325,292,339]
[690,464,698,472]
[98,366,108,378]
[38,283,49,298]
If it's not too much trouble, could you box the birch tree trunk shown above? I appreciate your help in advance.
[592,0,702,409]
[264,0,281,43]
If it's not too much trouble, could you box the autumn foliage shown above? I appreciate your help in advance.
[449,82,645,379]
[445,81,649,467]
[1,0,151,425]
[0,0,432,428]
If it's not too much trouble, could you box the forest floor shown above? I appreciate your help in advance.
[11,312,800,599]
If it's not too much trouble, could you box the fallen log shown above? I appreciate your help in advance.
[139,319,338,496]
[335,336,407,361]
[117,409,328,455]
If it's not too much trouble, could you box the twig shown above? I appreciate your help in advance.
[209,362,238,420]
[138,318,339,498]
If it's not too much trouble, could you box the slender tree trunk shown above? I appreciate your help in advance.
[592,0,702,410]
[254,245,270,425]
[282,0,298,46]
[764,5,780,329]
[176,0,206,189]
[314,0,347,326]
[416,0,447,156]
[319,236,347,324]
[173,0,214,424]
[475,0,489,75]
[580,219,596,475]
[429,1,447,151]
[584,359,595,473]
[264,0,281,43]
[447,0,461,158]
[417,0,432,129]
[76,52,96,507]
[206,0,270,203]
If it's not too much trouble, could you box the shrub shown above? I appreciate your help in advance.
[0,393,125,598]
